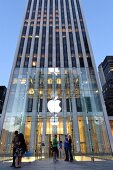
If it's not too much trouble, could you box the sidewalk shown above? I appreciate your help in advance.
[0,159,113,170]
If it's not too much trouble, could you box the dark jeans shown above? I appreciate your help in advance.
[68,147,73,161]
[12,148,16,166]
[64,147,69,161]
[53,147,58,161]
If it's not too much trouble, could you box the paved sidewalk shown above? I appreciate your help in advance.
[0,159,113,170]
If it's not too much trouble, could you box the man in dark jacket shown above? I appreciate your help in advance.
[64,135,69,161]
[11,131,19,167]
[68,135,73,162]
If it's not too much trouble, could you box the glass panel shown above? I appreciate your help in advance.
[24,117,32,150]
[78,117,86,153]
[109,120,113,136]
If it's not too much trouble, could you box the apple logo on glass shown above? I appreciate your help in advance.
[47,97,61,113]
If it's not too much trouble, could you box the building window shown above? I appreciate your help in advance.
[32,61,37,67]
[87,57,93,67]
[66,99,70,112]
[27,98,33,112]
[79,57,84,67]
[38,99,43,112]
[76,98,82,112]
[85,97,92,112]
[38,1,47,68]
[26,38,32,54]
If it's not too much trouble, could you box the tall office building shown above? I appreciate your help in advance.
[98,56,113,135]
[0,86,7,138]
[0,0,113,157]
[0,86,7,114]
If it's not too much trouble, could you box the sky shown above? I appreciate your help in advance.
[0,0,113,86]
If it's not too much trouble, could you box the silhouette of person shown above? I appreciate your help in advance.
[11,131,19,167]
[68,135,73,162]
[64,135,69,161]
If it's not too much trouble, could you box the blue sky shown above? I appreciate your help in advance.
[0,0,113,86]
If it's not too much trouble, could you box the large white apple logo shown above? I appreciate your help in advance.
[47,97,61,113]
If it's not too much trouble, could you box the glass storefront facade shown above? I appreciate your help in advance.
[0,68,112,157]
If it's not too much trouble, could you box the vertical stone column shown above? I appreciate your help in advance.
[58,0,67,136]
[53,0,56,67]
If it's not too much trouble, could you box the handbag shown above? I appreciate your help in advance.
[24,151,33,157]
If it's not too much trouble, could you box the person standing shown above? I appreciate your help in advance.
[64,135,69,161]
[49,141,53,157]
[68,135,73,162]
[15,133,27,168]
[58,140,62,158]
[41,142,45,158]
[52,134,58,163]
[11,131,19,167]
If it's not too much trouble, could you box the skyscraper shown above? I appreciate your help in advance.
[98,56,113,136]
[0,0,113,157]
[0,86,7,114]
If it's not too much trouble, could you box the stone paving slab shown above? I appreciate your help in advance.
[0,159,113,170]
